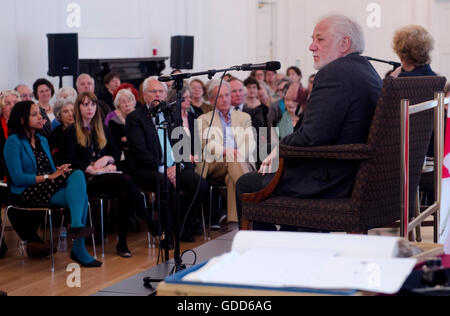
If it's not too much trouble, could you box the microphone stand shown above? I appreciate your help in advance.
[143,64,262,292]
[365,56,401,71]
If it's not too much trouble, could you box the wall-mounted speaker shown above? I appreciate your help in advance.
[47,33,79,76]
[170,36,194,70]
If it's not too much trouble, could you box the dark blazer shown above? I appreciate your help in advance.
[269,53,383,199]
[63,124,120,172]
[398,64,437,78]
[125,105,162,172]
[48,124,68,167]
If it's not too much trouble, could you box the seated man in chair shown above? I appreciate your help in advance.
[236,15,383,230]
[196,80,257,231]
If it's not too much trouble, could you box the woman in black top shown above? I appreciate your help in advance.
[49,97,75,166]
[106,89,137,172]
[63,92,152,258]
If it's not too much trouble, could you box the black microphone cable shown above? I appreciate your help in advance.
[177,72,229,261]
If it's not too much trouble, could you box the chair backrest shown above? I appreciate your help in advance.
[351,76,447,231]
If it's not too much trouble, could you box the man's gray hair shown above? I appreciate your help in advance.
[76,73,95,88]
[207,80,231,100]
[325,15,365,54]
[53,96,76,122]
[142,76,168,93]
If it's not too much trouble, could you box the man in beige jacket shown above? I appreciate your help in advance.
[196,80,256,229]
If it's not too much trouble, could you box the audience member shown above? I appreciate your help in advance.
[108,89,137,171]
[15,84,33,102]
[190,79,212,115]
[0,90,20,258]
[32,78,54,138]
[3,101,101,266]
[391,25,437,158]
[166,69,182,91]
[52,87,77,129]
[99,72,121,110]
[276,82,301,139]
[391,25,436,78]
[237,15,383,230]
[196,80,256,230]
[242,77,268,129]
[125,77,208,243]
[64,92,152,257]
[265,70,278,100]
[307,74,316,94]
[229,78,248,113]
[111,83,141,110]
[267,81,292,128]
[55,87,77,100]
[48,97,75,166]
[287,66,302,83]
[76,74,112,121]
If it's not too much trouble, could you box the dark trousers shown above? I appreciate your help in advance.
[129,167,209,235]
[87,173,146,245]
[8,209,44,243]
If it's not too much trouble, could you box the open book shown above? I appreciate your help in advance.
[183,232,417,294]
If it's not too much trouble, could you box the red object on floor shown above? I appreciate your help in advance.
[442,255,450,268]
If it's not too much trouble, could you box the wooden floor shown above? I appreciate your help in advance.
[0,223,230,296]
[0,221,437,296]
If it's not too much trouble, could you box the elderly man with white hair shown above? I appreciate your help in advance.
[125,76,209,245]
[196,80,257,231]
[236,15,383,231]
[75,73,112,120]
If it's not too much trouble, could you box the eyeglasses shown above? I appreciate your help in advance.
[147,89,165,94]
[21,94,34,99]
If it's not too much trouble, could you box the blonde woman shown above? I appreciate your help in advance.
[391,25,436,78]
[63,92,153,258]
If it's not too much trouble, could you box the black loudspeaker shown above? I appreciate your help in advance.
[47,33,79,76]
[170,36,194,70]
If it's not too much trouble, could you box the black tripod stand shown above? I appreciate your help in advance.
[143,61,282,291]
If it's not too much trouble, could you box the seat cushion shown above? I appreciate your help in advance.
[242,196,362,232]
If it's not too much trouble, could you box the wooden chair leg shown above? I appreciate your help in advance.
[240,219,251,231]
[415,189,422,242]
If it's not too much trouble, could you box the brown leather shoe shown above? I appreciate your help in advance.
[26,242,51,258]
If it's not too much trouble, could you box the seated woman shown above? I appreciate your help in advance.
[49,97,75,166]
[190,79,212,115]
[275,83,301,139]
[51,87,77,129]
[391,25,436,78]
[0,91,21,258]
[63,92,154,258]
[32,79,55,139]
[106,89,137,172]
[3,101,100,267]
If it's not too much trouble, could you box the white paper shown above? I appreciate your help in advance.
[232,231,401,258]
[183,232,417,294]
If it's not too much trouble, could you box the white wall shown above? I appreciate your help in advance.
[0,0,447,92]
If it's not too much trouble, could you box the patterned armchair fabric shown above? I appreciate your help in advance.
[242,77,447,233]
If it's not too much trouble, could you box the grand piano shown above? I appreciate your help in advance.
[78,57,168,95]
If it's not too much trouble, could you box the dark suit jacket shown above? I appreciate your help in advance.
[125,105,162,172]
[270,53,383,199]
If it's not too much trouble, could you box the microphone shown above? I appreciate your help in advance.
[239,61,281,71]
[365,56,401,69]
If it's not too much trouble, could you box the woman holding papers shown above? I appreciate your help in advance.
[63,92,155,258]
